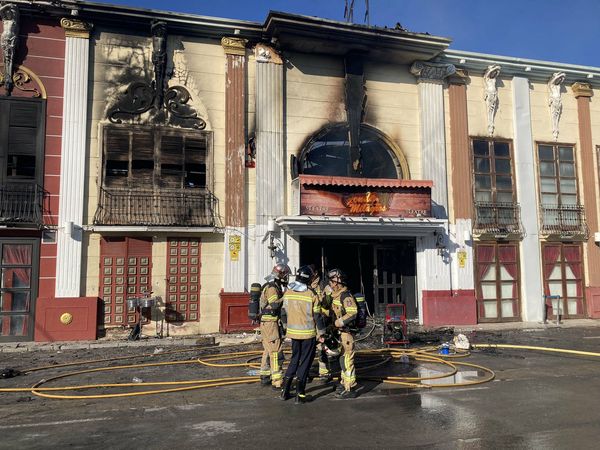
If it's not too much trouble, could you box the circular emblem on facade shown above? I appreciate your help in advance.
[60,312,73,325]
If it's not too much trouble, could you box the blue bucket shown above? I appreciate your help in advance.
[439,344,450,355]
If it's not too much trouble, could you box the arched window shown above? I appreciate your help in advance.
[299,124,407,179]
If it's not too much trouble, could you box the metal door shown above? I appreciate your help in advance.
[0,238,40,341]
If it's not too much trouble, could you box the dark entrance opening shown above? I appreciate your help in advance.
[300,237,417,319]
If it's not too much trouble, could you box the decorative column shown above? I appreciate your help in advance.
[572,83,600,302]
[221,37,248,292]
[410,61,455,219]
[512,76,543,321]
[55,18,92,298]
[448,70,475,300]
[411,61,457,325]
[254,44,284,280]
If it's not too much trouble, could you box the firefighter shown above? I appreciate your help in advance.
[259,263,290,389]
[328,268,359,399]
[280,265,326,404]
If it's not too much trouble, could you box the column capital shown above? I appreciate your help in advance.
[255,43,283,65]
[448,68,469,85]
[572,82,593,98]
[221,37,247,56]
[60,18,93,39]
[410,61,455,84]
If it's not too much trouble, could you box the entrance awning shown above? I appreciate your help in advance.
[276,215,446,237]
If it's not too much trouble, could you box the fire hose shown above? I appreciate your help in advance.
[2,343,599,400]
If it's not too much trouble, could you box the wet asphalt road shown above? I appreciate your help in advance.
[2,327,600,449]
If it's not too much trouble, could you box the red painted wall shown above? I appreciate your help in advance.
[0,18,66,298]
[422,290,477,326]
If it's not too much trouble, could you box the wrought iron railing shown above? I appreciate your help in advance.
[540,204,588,238]
[94,187,218,226]
[473,202,523,236]
[0,183,45,227]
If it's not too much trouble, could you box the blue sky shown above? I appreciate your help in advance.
[96,0,600,67]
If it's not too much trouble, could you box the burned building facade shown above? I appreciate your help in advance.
[2,0,600,341]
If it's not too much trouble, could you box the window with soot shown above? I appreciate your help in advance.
[103,126,209,190]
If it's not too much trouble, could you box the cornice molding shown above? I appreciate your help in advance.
[60,18,93,39]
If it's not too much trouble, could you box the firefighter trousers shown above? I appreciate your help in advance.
[339,331,356,391]
[284,337,317,388]
[260,321,283,387]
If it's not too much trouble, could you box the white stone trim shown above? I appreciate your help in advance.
[55,36,90,298]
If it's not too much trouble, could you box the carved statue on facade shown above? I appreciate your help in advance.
[548,72,565,141]
[483,65,501,136]
[0,3,20,95]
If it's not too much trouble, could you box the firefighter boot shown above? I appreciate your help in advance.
[280,377,293,401]
[260,375,271,386]
[336,387,359,399]
[295,380,312,404]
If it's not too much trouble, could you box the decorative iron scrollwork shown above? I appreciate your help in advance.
[107,21,206,129]
[165,86,206,129]
[108,81,156,124]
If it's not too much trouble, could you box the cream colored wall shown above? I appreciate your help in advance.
[364,63,421,180]
[283,53,422,214]
[83,29,227,333]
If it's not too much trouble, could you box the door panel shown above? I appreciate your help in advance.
[373,241,416,319]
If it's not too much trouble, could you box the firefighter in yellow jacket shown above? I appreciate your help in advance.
[280,265,326,404]
[259,264,290,389]
[310,271,333,383]
[328,268,359,399]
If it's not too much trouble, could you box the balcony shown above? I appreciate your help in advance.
[93,187,217,227]
[540,204,588,239]
[473,202,524,239]
[0,183,45,228]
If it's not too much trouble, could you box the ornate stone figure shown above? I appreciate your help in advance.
[548,72,565,141]
[0,3,20,95]
[483,65,501,136]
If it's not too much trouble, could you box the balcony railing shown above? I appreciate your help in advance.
[93,187,218,227]
[540,204,588,239]
[473,202,523,237]
[0,183,45,227]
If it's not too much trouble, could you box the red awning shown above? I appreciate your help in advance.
[298,174,433,189]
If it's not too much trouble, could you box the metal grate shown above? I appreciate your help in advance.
[473,202,523,236]
[539,204,588,238]
[0,183,45,227]
[94,187,217,226]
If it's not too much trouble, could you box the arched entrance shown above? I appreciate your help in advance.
[294,124,418,318]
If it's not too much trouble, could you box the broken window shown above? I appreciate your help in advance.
[102,125,210,190]
[299,124,403,179]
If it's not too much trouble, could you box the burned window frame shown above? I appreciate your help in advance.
[100,124,213,192]
[297,123,409,180]
[470,137,515,205]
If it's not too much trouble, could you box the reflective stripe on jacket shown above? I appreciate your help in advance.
[283,288,322,340]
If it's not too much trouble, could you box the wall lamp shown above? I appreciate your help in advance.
[267,219,278,259]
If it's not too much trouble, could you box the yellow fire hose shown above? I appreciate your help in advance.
[2,342,595,400]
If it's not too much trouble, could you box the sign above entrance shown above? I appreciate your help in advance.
[298,175,432,218]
